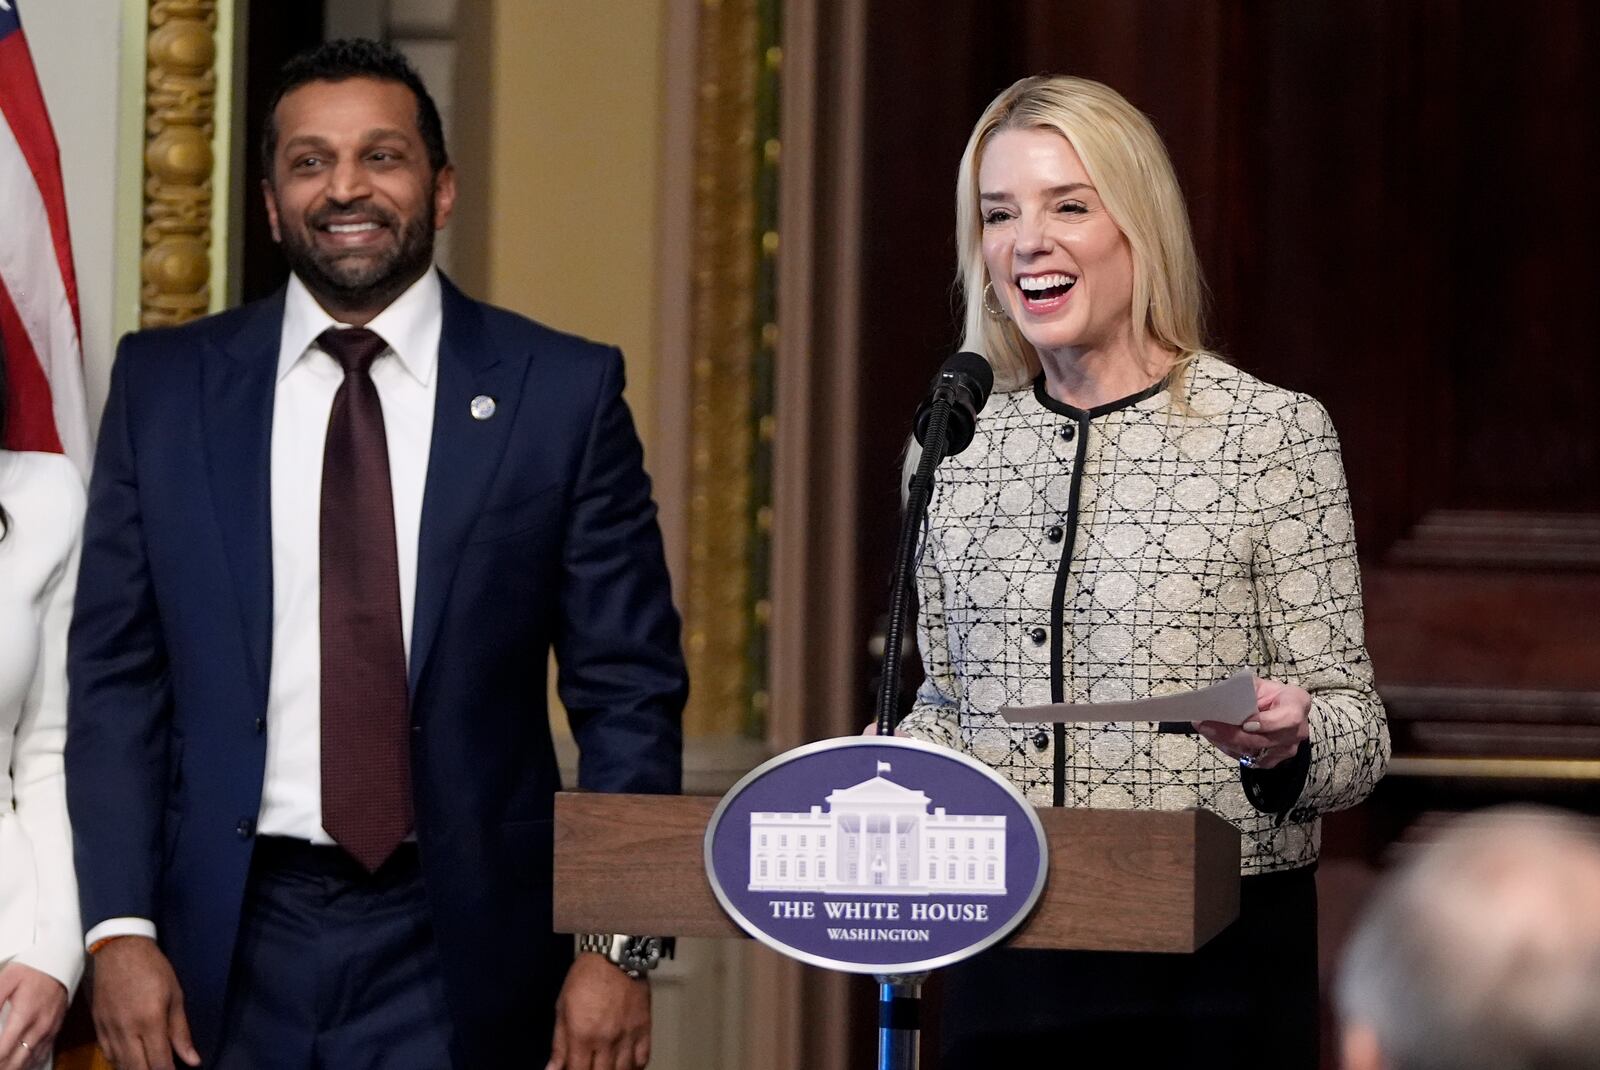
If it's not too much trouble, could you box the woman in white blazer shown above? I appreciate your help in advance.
[0,351,84,1068]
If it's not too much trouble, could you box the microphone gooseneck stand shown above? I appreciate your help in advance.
[873,395,951,740]
[868,352,990,1070]
[868,392,953,1070]
[875,973,927,1070]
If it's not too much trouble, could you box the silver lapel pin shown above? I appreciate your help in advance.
[470,395,497,421]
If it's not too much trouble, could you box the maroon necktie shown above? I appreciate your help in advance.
[317,326,413,872]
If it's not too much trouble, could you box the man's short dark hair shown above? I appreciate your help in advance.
[261,38,449,183]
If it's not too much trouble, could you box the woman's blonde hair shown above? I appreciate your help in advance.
[955,75,1211,397]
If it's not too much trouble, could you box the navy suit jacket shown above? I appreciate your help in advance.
[66,277,687,1065]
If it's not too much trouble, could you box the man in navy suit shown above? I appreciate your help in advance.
[66,40,686,1070]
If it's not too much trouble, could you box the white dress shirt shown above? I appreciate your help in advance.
[258,269,439,842]
[85,269,441,950]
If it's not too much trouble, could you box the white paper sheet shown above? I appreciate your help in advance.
[998,669,1258,726]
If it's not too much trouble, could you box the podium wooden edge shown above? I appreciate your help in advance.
[555,793,1241,954]
[1190,807,1244,950]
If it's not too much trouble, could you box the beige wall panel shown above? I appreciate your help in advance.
[392,37,457,273]
[21,0,144,425]
[455,2,676,748]
[462,0,665,448]
[389,0,457,35]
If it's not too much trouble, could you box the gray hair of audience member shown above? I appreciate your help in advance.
[1335,806,1600,1070]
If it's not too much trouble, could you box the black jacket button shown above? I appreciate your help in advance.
[1047,525,1064,543]
[1029,627,1047,645]
[1060,424,1077,442]
[236,818,256,839]
[1032,729,1051,750]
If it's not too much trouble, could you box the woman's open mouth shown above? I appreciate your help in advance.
[1017,272,1077,314]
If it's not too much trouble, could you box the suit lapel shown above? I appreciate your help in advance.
[411,277,526,692]
[201,291,284,702]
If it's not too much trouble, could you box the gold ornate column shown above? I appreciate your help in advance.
[140,0,218,327]
[681,0,783,739]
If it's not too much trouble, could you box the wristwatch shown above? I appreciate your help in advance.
[577,933,672,978]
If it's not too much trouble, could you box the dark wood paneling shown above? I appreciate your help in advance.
[855,0,1600,550]
[1365,571,1600,689]
[241,0,325,302]
[1383,686,1600,759]
[1386,512,1600,570]
[855,2,1001,717]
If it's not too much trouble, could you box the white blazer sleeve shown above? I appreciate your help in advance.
[10,498,84,995]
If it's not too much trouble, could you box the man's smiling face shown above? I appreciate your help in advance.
[263,76,455,320]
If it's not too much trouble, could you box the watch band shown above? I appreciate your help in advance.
[577,933,672,978]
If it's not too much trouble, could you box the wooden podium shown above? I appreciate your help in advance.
[560,792,1243,1068]
[554,793,1240,954]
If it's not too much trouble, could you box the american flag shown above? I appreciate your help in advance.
[0,0,90,472]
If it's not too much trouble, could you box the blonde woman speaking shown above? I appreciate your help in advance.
[896,76,1389,1068]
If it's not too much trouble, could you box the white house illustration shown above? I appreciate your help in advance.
[748,762,1007,895]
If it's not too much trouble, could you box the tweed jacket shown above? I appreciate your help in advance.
[898,355,1389,874]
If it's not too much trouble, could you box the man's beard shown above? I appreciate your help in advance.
[276,194,435,312]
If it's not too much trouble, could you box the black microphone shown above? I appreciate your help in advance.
[913,351,994,456]
[876,351,995,736]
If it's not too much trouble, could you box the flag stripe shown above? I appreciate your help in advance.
[0,101,89,466]
[0,30,80,336]
[0,275,64,454]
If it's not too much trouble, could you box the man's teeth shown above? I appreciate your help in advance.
[1018,273,1077,293]
[326,222,380,234]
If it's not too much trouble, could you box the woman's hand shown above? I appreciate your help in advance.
[1195,676,1311,770]
[0,962,68,1070]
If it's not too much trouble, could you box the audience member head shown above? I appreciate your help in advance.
[1336,806,1600,1070]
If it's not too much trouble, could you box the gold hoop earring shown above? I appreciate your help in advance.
[982,281,1006,319]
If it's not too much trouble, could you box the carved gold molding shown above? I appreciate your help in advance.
[680,0,782,739]
[140,0,217,327]
[682,0,760,738]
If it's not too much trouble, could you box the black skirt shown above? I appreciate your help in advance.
[939,865,1319,1070]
